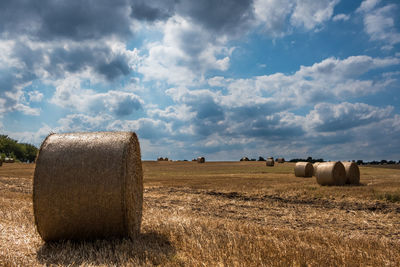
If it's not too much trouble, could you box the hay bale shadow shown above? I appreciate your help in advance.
[36,232,175,266]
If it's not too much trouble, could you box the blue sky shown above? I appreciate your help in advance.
[1,0,399,161]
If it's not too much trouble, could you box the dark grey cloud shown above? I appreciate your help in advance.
[308,102,393,132]
[110,94,142,117]
[177,0,254,35]
[129,0,255,35]
[188,95,225,137]
[0,0,254,39]
[226,112,305,140]
[0,0,132,41]
[96,57,131,81]
[12,42,131,81]
[130,0,175,22]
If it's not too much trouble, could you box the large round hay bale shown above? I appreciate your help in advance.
[277,158,285,163]
[316,161,346,186]
[342,161,360,184]
[240,157,249,161]
[197,156,205,163]
[313,162,321,176]
[294,162,313,177]
[33,132,143,242]
[157,157,164,161]
[266,158,274,166]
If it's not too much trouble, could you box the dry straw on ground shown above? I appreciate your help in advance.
[316,161,346,186]
[33,131,143,242]
[266,158,274,166]
[197,157,205,163]
[313,162,321,176]
[342,161,360,184]
[294,162,313,177]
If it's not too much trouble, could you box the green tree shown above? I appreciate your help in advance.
[0,135,38,162]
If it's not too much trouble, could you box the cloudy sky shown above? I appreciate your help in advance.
[1,0,399,161]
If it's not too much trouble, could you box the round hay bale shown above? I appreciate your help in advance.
[240,157,249,161]
[157,157,164,161]
[266,158,274,166]
[33,131,143,242]
[197,156,205,163]
[342,161,360,184]
[294,162,313,177]
[313,162,321,176]
[4,157,15,163]
[277,158,285,163]
[316,161,346,186]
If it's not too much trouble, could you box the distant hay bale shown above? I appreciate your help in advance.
[277,158,285,163]
[342,161,360,184]
[164,157,169,161]
[313,162,321,176]
[294,162,313,177]
[197,156,205,163]
[266,158,274,166]
[33,132,143,242]
[157,157,164,161]
[316,161,346,186]
[240,157,249,161]
[4,157,15,163]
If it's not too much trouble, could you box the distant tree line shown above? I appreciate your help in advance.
[288,157,399,165]
[0,135,38,162]
[355,160,400,165]
[289,157,324,163]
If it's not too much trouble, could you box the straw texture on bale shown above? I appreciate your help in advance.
[33,131,143,242]
[315,161,346,186]
[342,161,360,184]
[294,162,313,177]
[313,162,321,176]
[277,158,285,163]
[197,156,205,163]
[266,158,274,166]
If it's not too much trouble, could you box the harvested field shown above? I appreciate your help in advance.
[365,164,400,170]
[1,161,400,266]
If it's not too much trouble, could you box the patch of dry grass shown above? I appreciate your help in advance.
[0,162,399,266]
